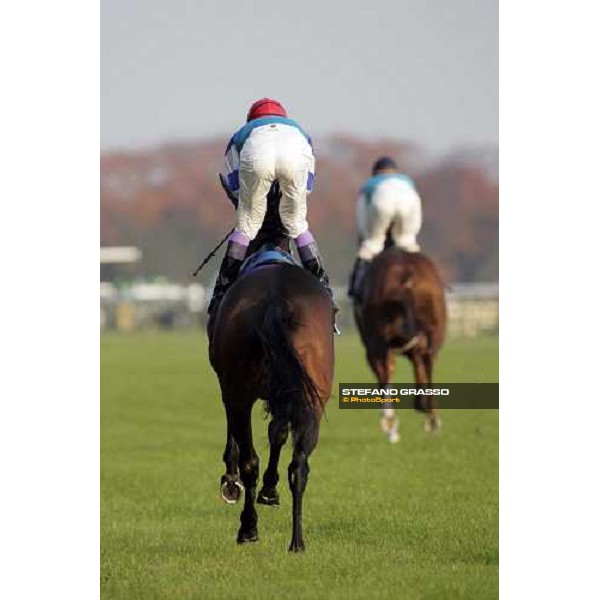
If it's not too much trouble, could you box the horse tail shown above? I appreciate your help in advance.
[254,293,320,429]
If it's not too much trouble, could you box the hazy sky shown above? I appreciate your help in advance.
[101,0,498,152]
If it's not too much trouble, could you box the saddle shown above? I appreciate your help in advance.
[239,244,299,277]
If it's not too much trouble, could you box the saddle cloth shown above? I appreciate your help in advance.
[239,246,298,277]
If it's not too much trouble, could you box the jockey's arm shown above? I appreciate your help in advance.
[220,140,241,207]
[306,139,316,197]
[219,173,238,207]
[306,161,315,196]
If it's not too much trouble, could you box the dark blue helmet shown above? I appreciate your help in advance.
[372,156,398,175]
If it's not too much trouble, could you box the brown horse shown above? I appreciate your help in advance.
[353,247,446,438]
[208,185,334,552]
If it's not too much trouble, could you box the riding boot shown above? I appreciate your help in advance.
[295,232,338,313]
[348,257,370,303]
[207,238,248,314]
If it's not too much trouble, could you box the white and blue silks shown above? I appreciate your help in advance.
[356,173,422,260]
[222,116,316,240]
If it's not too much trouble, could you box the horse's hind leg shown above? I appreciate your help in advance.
[229,401,260,543]
[423,352,442,432]
[220,417,242,505]
[411,352,440,433]
[257,417,289,506]
[288,409,319,552]
[369,348,399,443]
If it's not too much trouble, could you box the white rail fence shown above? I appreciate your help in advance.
[100,281,498,337]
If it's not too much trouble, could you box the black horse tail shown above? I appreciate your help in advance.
[254,293,320,431]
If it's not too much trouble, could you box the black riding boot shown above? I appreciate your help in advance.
[348,258,370,303]
[207,241,247,315]
[297,240,338,313]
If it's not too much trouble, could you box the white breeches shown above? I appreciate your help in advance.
[357,182,422,260]
[236,126,315,240]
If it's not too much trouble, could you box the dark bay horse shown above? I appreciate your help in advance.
[208,185,335,552]
[353,247,446,439]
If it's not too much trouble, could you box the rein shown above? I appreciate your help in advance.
[192,227,235,277]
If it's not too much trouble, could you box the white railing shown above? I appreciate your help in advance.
[100,281,498,336]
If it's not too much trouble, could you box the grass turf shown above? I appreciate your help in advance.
[101,332,498,599]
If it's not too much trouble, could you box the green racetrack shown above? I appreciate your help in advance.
[101,332,498,600]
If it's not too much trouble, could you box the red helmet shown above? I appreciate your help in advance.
[246,98,287,122]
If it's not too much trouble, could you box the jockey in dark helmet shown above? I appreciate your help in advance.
[348,156,423,302]
[208,98,335,314]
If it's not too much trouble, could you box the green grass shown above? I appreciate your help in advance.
[101,332,498,600]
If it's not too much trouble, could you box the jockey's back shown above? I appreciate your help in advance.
[362,172,416,195]
[225,116,315,205]
[361,172,418,210]
[229,116,312,154]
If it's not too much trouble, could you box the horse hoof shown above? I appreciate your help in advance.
[389,430,400,444]
[257,489,280,506]
[424,417,442,434]
[237,528,258,544]
[220,479,244,504]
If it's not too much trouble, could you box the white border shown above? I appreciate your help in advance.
[501,1,599,598]
[1,1,99,598]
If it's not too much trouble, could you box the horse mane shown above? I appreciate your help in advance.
[247,182,291,255]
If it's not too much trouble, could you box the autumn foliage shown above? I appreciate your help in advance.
[101,136,498,285]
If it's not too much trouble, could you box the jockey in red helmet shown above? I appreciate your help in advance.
[246,97,288,121]
[208,98,335,314]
